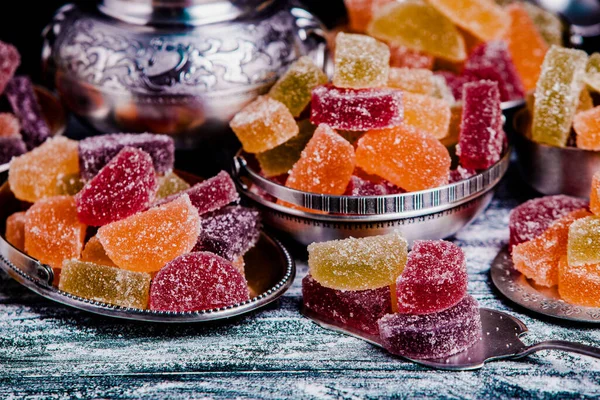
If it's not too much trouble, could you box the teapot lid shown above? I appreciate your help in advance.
[99,0,275,25]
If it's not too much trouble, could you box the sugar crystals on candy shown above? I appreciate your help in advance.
[0,41,20,95]
[402,92,450,139]
[344,175,403,196]
[558,257,600,308]
[156,172,190,200]
[5,211,26,251]
[333,33,390,89]
[585,53,600,93]
[568,216,600,267]
[573,106,600,151]
[388,43,435,70]
[81,236,117,268]
[387,67,433,95]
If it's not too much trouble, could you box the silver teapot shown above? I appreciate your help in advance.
[42,0,329,147]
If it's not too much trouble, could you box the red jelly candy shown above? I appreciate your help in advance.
[509,195,588,251]
[457,80,505,170]
[76,147,157,226]
[396,240,468,314]
[302,275,392,335]
[449,166,477,183]
[0,41,20,94]
[344,175,403,196]
[311,85,403,131]
[149,252,250,312]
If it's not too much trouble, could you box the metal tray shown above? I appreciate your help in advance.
[491,247,600,323]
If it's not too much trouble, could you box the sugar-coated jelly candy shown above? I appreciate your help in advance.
[24,196,87,269]
[311,85,403,131]
[302,275,392,335]
[285,124,356,196]
[402,92,450,139]
[573,106,600,151]
[509,195,588,251]
[387,68,433,95]
[457,81,505,170]
[333,33,390,89]
[76,148,157,226]
[0,113,20,138]
[8,137,79,203]
[0,41,20,95]
[522,2,563,47]
[558,257,600,308]
[56,173,84,196]
[356,125,451,191]
[428,0,509,41]
[378,295,482,360]
[158,171,239,215]
[269,56,328,117]
[156,172,190,200]
[591,172,600,216]
[60,260,151,309]
[230,96,299,154]
[463,41,525,102]
[97,195,200,272]
[430,75,456,105]
[5,211,26,251]
[504,4,548,92]
[449,166,477,183]
[150,252,250,312]
[78,133,175,181]
[344,175,403,196]
[577,88,594,114]
[5,77,52,150]
[441,104,463,148]
[368,0,466,62]
[513,209,590,287]
[532,46,588,148]
[256,120,316,177]
[308,232,408,291]
[435,71,469,101]
[388,43,435,70]
[194,206,261,261]
[585,53,600,93]
[343,0,376,33]
[0,137,26,165]
[81,236,116,268]
[396,240,467,314]
[568,216,600,267]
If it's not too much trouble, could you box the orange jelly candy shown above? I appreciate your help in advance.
[343,0,393,33]
[5,211,26,251]
[8,137,79,203]
[573,106,600,151]
[591,172,600,215]
[512,209,591,287]
[558,256,600,308]
[428,0,509,42]
[97,194,200,273]
[81,236,117,268]
[24,196,87,269]
[285,124,356,195]
[356,125,451,191]
[388,43,435,70]
[387,68,433,95]
[504,3,549,92]
[402,92,451,139]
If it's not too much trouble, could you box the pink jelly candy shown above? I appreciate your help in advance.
[457,80,505,170]
[344,175,404,196]
[157,171,239,215]
[78,133,175,180]
[463,41,525,102]
[0,41,20,95]
[193,206,261,261]
[396,240,467,314]
[5,77,52,150]
[76,147,158,226]
[311,85,403,131]
[0,137,26,164]
[378,295,482,359]
[449,166,477,183]
[509,195,588,251]
[302,275,392,335]
[149,252,250,312]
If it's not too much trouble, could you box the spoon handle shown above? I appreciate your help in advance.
[516,340,600,360]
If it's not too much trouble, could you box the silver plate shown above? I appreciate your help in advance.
[0,179,295,323]
[491,247,600,323]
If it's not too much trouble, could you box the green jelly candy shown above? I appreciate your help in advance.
[269,56,328,117]
[333,32,390,89]
[156,172,191,199]
[532,46,587,147]
[568,216,600,267]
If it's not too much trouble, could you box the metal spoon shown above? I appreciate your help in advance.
[303,307,600,370]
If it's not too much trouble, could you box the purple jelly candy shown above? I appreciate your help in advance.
[5,77,51,150]
[193,206,261,261]
[344,175,404,196]
[378,295,482,359]
[0,137,26,164]
[78,133,175,180]
[302,274,392,335]
[449,166,477,183]
[396,240,468,315]
[0,41,20,95]
[457,80,505,170]
[509,195,588,251]
[158,171,240,215]
[463,41,525,102]
[76,147,157,226]
[311,85,403,131]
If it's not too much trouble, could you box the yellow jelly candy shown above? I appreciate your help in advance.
[60,259,151,309]
[387,67,433,95]
[568,216,600,267]
[308,232,408,290]
[402,92,451,139]
[585,53,600,93]
[9,137,79,203]
[368,0,466,62]
[574,106,600,150]
[333,33,390,89]
[81,236,117,267]
[156,172,190,200]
